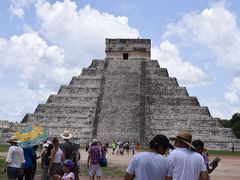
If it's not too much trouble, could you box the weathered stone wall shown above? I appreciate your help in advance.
[105,39,151,60]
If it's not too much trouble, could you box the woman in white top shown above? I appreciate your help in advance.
[48,137,65,180]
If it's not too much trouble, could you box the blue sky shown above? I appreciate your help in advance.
[0,0,240,122]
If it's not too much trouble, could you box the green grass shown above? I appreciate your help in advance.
[0,144,9,152]
[208,150,240,156]
[80,163,126,177]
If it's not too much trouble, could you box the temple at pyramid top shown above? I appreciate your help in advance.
[105,38,151,60]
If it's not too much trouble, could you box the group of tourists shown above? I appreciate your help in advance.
[110,140,141,155]
[3,130,80,180]
[3,129,219,180]
[3,136,39,180]
[124,130,219,180]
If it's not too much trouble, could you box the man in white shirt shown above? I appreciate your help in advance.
[3,135,25,180]
[125,134,174,180]
[168,130,209,180]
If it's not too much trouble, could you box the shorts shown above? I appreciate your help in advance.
[49,163,63,176]
[88,164,102,177]
[7,167,20,179]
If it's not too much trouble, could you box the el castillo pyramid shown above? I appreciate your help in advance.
[19,39,240,150]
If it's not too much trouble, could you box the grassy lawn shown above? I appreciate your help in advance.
[0,144,9,152]
[208,150,240,156]
[0,159,125,180]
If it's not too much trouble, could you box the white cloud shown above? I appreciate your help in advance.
[0,31,80,121]
[9,0,37,18]
[163,2,240,75]
[0,31,78,88]
[9,4,24,18]
[225,77,240,105]
[35,0,140,67]
[152,41,213,87]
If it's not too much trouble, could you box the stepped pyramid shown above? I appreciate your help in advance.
[21,39,240,150]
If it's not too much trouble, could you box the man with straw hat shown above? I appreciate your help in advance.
[60,130,80,180]
[3,136,25,180]
[168,130,209,180]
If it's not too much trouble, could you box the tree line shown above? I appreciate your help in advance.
[219,112,240,139]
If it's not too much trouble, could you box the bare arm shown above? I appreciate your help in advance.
[199,171,209,180]
[87,155,90,168]
[48,149,56,175]
[124,172,135,180]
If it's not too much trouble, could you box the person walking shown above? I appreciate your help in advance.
[48,137,64,180]
[124,134,174,180]
[31,145,39,180]
[192,140,219,179]
[168,130,209,180]
[60,130,79,180]
[111,141,116,154]
[18,146,35,180]
[3,136,25,180]
[87,139,102,180]
[41,143,53,180]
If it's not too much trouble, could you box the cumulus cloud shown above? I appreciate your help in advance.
[9,4,24,18]
[152,41,213,87]
[9,0,37,18]
[0,31,80,121]
[162,2,240,74]
[35,0,140,67]
[225,77,240,105]
[0,32,79,88]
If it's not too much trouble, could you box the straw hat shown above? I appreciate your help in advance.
[60,130,73,139]
[7,135,20,143]
[170,130,195,149]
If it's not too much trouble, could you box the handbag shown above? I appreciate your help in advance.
[99,147,107,167]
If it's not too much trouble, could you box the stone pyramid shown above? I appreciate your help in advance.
[21,39,240,150]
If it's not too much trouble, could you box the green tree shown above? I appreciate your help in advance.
[230,113,240,139]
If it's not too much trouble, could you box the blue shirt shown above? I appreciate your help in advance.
[23,147,34,168]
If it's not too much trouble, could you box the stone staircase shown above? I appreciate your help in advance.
[143,60,240,150]
[21,60,104,144]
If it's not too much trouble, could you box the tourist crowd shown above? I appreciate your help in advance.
[3,130,219,180]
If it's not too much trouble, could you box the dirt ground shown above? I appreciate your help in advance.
[2,149,240,180]
[77,149,240,180]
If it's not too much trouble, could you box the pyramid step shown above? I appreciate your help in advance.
[47,95,98,104]
[23,113,93,125]
[149,118,218,127]
[87,59,105,69]
[35,104,96,115]
[145,68,169,77]
[152,128,234,139]
[146,113,212,120]
[144,60,160,68]
[147,106,211,116]
[145,77,179,87]
[58,85,100,95]
[69,76,102,85]
[80,68,104,76]
[145,87,188,96]
[146,96,200,106]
